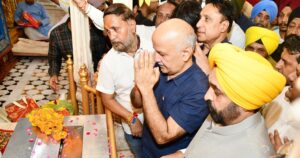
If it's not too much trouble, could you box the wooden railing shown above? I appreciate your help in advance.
[66,56,117,158]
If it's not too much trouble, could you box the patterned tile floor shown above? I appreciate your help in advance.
[0,56,134,157]
[0,56,68,107]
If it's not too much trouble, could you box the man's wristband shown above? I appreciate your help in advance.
[127,112,138,125]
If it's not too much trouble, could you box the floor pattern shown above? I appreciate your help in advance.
[0,57,68,107]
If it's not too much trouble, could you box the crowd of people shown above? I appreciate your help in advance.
[16,0,300,157]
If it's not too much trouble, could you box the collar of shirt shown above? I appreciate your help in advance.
[208,112,262,135]
[161,63,198,86]
[206,38,230,57]
[222,38,229,43]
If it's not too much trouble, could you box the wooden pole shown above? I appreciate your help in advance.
[66,55,79,114]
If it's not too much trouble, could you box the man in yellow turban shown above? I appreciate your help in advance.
[184,43,286,158]
[245,26,280,66]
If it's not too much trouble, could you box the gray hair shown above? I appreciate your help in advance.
[176,32,197,52]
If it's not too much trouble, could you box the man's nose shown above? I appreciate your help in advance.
[155,53,162,62]
[108,31,117,41]
[204,87,213,101]
[275,60,283,71]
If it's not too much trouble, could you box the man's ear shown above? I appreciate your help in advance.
[220,20,230,33]
[133,5,138,17]
[182,46,194,61]
[128,19,136,32]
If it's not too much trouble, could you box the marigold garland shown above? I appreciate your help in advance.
[27,108,67,141]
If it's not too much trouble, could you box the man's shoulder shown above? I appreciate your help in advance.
[136,25,155,36]
[17,2,26,7]
[33,2,44,8]
[136,25,155,30]
[51,23,68,34]
[187,65,208,83]
[101,49,122,62]
[268,86,289,107]
[183,65,208,92]
[165,65,208,96]
[192,64,207,76]
[17,2,45,12]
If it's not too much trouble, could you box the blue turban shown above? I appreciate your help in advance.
[251,0,278,23]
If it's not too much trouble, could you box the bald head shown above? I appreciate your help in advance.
[153,18,196,51]
[153,19,197,77]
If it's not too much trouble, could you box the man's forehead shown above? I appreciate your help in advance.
[104,14,123,20]
[201,4,222,18]
[208,69,220,88]
[281,6,292,13]
[291,18,300,25]
[208,68,217,83]
[202,4,218,14]
[250,42,265,49]
[259,10,270,16]
[208,68,226,93]
[282,49,299,61]
[104,15,126,25]
[158,6,174,14]
[159,2,175,10]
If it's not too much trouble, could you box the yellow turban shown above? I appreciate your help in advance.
[209,43,286,110]
[245,26,280,55]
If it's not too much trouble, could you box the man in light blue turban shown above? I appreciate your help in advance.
[251,0,278,28]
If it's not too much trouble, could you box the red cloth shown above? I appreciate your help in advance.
[246,0,260,6]
[0,129,13,154]
[275,0,300,13]
[22,11,41,29]
[16,21,34,27]
[5,97,39,122]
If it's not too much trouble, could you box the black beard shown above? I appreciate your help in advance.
[255,23,265,27]
[207,100,226,126]
[207,100,241,126]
